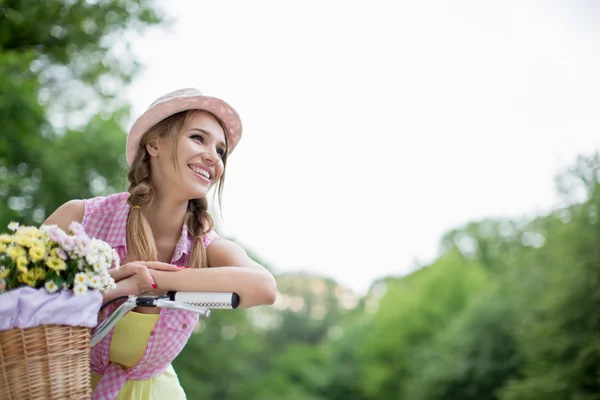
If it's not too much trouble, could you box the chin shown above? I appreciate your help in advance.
[185,188,210,201]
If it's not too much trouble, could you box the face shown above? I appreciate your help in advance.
[148,111,227,201]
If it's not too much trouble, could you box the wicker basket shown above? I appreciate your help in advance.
[0,325,92,400]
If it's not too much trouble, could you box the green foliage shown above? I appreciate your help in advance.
[403,292,522,400]
[498,155,600,400]
[0,0,161,100]
[0,0,161,227]
[357,250,493,398]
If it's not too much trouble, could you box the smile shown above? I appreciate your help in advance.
[189,165,211,180]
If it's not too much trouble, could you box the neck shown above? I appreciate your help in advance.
[142,192,189,240]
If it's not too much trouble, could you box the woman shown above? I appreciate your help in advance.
[43,88,277,399]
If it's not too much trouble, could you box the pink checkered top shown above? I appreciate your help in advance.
[82,192,217,400]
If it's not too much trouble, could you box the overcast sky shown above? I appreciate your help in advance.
[123,0,600,294]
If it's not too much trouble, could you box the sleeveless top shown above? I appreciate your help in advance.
[82,193,217,400]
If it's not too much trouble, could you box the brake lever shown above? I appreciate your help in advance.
[155,299,211,317]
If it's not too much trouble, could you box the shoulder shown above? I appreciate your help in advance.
[83,192,130,216]
[201,229,219,248]
[43,199,84,233]
[42,193,129,233]
[206,236,262,269]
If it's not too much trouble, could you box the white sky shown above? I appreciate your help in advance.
[124,0,600,295]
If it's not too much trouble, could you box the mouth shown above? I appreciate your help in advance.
[189,164,212,181]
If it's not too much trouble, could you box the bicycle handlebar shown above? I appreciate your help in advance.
[91,291,239,347]
[166,291,240,309]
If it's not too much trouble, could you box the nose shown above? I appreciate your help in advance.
[201,146,218,165]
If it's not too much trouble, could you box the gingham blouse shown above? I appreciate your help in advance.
[83,193,216,400]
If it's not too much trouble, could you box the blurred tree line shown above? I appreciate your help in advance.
[1,1,598,399]
[178,155,599,400]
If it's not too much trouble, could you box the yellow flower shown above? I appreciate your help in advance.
[28,245,45,262]
[17,227,42,238]
[6,246,26,259]
[0,267,8,279]
[14,235,33,248]
[0,234,13,244]
[33,267,46,280]
[0,243,6,253]
[19,270,37,286]
[46,257,66,273]
[16,256,29,273]
[31,237,44,248]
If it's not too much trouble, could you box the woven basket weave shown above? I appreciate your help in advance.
[0,325,92,399]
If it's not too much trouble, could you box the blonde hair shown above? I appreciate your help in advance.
[126,110,228,268]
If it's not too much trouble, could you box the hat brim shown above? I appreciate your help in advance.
[126,95,242,165]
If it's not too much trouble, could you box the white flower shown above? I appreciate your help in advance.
[68,221,86,236]
[59,235,75,252]
[74,236,91,256]
[47,226,68,244]
[86,252,99,265]
[40,230,50,241]
[8,222,19,232]
[73,283,88,295]
[45,281,59,294]
[74,272,88,286]
[89,275,102,289]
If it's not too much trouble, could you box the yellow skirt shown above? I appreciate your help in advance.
[91,311,187,400]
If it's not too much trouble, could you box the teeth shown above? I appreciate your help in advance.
[191,166,210,179]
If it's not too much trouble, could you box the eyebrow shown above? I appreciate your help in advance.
[189,127,226,149]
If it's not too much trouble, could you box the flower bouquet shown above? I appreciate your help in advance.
[0,221,119,400]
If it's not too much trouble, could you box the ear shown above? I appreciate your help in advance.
[146,138,160,158]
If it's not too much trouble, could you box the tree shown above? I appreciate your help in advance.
[499,155,600,400]
[0,0,162,227]
[357,249,492,398]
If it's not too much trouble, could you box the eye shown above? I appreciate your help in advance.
[217,148,225,158]
[190,134,204,143]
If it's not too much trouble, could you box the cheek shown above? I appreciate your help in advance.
[214,163,225,181]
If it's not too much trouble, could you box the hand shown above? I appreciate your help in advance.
[101,273,148,305]
[101,261,183,305]
[109,261,181,285]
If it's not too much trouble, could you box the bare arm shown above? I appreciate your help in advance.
[42,200,84,231]
[149,238,277,308]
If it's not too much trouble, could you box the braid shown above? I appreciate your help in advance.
[186,198,214,268]
[126,149,158,261]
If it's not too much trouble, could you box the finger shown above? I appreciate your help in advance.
[109,262,141,281]
[140,267,157,290]
[122,264,155,291]
[139,261,183,271]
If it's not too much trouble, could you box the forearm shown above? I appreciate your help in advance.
[150,266,277,308]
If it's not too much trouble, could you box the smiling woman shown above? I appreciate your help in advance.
[42,88,277,400]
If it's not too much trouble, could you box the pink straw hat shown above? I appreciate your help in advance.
[126,88,243,165]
